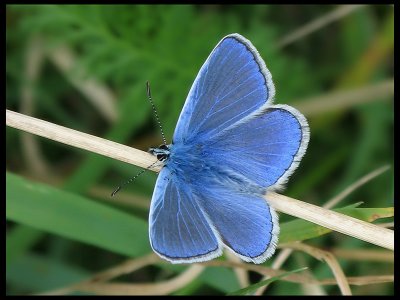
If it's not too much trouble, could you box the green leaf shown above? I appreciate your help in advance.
[228,267,307,295]
[200,267,240,293]
[6,225,44,263]
[6,172,150,257]
[7,253,90,294]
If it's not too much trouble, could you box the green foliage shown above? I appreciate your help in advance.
[229,267,307,295]
[6,4,393,295]
[6,172,150,258]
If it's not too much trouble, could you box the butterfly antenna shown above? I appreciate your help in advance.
[146,81,167,146]
[111,161,160,197]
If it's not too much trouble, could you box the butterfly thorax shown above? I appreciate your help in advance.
[149,142,208,174]
[152,141,266,196]
[149,144,171,162]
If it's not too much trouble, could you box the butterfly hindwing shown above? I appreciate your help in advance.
[173,34,275,143]
[149,167,222,263]
[194,180,279,264]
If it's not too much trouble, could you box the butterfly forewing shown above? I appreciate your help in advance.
[173,34,275,143]
[206,105,309,190]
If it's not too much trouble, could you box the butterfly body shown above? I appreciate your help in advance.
[148,33,309,264]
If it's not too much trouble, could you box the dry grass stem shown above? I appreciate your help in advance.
[202,260,317,284]
[87,253,160,283]
[281,242,351,295]
[323,165,391,209]
[271,248,293,270]
[39,249,393,295]
[70,265,204,295]
[331,248,394,263]
[266,192,393,250]
[200,260,392,286]
[40,253,160,295]
[295,255,326,295]
[296,79,393,117]
[20,36,51,178]
[254,247,296,295]
[6,109,394,252]
[225,250,250,288]
[339,275,393,286]
[48,45,118,123]
[277,5,364,49]
[6,109,160,171]
[378,222,394,228]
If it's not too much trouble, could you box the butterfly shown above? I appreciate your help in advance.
[148,33,309,264]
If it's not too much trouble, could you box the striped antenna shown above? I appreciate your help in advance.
[146,81,167,146]
[111,160,160,197]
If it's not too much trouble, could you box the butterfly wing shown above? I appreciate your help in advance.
[173,34,275,143]
[193,179,279,264]
[150,33,309,264]
[173,33,309,190]
[206,104,309,191]
[186,106,308,263]
[149,167,222,263]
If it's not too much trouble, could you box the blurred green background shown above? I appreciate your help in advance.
[6,4,393,295]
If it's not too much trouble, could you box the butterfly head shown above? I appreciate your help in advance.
[149,144,171,162]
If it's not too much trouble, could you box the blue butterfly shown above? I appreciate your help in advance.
[148,33,309,264]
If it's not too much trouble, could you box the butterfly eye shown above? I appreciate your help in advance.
[159,144,169,150]
[157,154,168,161]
